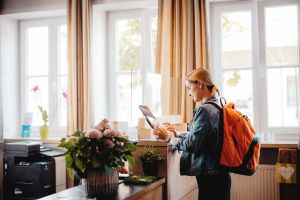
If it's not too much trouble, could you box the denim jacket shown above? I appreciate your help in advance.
[174,96,222,176]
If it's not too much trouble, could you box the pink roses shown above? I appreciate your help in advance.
[84,119,123,148]
[59,118,136,178]
[84,129,103,139]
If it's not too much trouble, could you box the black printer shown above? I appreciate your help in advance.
[4,141,56,200]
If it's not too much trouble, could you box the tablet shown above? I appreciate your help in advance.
[138,105,159,129]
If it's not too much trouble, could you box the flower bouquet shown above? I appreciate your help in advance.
[59,119,136,178]
[59,119,136,197]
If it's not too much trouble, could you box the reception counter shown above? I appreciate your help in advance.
[131,139,198,200]
[38,178,165,200]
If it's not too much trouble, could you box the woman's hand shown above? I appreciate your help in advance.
[162,123,176,137]
[153,123,176,142]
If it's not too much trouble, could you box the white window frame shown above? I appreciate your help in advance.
[108,9,157,124]
[20,17,67,137]
[257,0,300,139]
[210,0,300,140]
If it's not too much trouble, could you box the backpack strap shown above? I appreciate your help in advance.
[220,97,227,107]
[204,101,224,165]
[204,97,227,110]
[204,101,223,111]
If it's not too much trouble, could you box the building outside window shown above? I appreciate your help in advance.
[211,0,299,139]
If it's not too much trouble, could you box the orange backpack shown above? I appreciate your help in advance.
[206,98,261,175]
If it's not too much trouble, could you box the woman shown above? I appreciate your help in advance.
[155,68,231,200]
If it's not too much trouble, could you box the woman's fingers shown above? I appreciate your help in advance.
[166,127,175,132]
[163,122,171,127]
[153,127,167,140]
[152,123,178,141]
[153,127,160,135]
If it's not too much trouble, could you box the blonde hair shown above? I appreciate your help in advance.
[185,68,219,96]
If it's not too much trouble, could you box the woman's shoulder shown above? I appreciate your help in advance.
[203,96,222,109]
[195,96,219,109]
[193,105,210,118]
[194,98,221,116]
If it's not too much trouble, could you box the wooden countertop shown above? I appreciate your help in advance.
[136,139,168,146]
[137,139,298,149]
[261,141,298,148]
[38,178,166,200]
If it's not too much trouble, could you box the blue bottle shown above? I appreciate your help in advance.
[21,124,31,138]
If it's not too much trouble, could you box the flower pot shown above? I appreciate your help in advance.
[142,161,159,176]
[85,168,119,198]
[39,125,49,139]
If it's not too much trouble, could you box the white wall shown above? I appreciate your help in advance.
[0,0,156,15]
[0,16,20,137]
[0,0,66,15]
[0,20,2,139]
[0,18,2,137]
[93,0,157,10]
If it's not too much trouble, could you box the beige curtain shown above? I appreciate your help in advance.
[156,0,208,122]
[67,0,92,134]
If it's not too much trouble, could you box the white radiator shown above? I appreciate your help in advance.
[231,165,279,200]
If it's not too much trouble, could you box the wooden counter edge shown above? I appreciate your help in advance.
[136,140,168,147]
[261,142,298,149]
[124,178,166,200]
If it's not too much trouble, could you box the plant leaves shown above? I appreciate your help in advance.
[80,146,90,157]
[59,127,137,176]
[92,156,101,168]
[124,142,136,152]
[38,106,43,113]
[75,157,85,172]
[73,131,83,137]
[58,138,66,147]
[67,168,74,180]
[124,155,135,168]
[65,153,73,169]
[104,165,114,175]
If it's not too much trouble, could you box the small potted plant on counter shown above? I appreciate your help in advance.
[139,146,164,176]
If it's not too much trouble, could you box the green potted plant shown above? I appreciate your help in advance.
[139,146,164,176]
[59,119,136,197]
[31,85,49,139]
[38,105,49,139]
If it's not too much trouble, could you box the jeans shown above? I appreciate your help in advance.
[196,172,231,200]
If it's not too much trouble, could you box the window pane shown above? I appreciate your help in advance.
[59,24,68,75]
[145,73,161,116]
[59,75,68,127]
[267,68,298,127]
[27,27,49,76]
[221,11,252,69]
[265,6,299,66]
[151,16,158,71]
[117,72,142,125]
[223,70,253,122]
[117,18,142,71]
[28,77,48,126]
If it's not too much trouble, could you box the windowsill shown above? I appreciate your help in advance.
[4,137,298,148]
[4,137,62,144]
